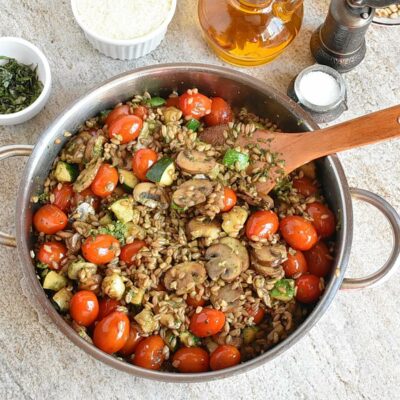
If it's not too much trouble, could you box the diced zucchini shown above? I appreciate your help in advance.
[242,326,259,344]
[162,107,182,124]
[148,96,166,107]
[68,260,97,280]
[43,271,68,291]
[179,331,200,347]
[134,309,158,333]
[99,213,113,226]
[118,169,139,192]
[186,118,201,132]
[52,288,73,312]
[270,279,295,302]
[146,157,175,186]
[128,287,145,305]
[223,149,249,171]
[164,331,179,351]
[54,161,78,182]
[124,222,146,240]
[109,197,135,223]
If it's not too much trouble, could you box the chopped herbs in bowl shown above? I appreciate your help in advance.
[0,37,51,125]
[0,56,43,114]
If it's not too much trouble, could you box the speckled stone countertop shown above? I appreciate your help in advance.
[0,1,399,399]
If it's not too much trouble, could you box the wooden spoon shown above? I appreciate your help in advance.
[200,105,400,196]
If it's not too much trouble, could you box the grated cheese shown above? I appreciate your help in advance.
[76,0,173,40]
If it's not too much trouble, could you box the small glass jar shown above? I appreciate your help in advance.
[198,0,304,67]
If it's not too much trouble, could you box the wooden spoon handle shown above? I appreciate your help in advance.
[300,104,400,159]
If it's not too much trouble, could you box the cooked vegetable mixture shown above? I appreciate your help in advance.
[0,56,43,114]
[32,89,336,373]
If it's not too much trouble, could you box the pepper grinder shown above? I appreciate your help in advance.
[310,0,398,72]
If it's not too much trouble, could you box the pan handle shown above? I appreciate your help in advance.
[341,188,400,290]
[0,145,34,248]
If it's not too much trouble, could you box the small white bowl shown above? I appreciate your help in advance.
[71,0,177,60]
[0,37,51,126]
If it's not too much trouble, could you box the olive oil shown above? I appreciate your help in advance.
[198,0,303,67]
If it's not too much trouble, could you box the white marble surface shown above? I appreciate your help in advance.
[0,1,399,399]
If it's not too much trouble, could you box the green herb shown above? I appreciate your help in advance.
[0,56,43,114]
[36,261,48,270]
[272,176,293,202]
[148,97,166,107]
[223,149,249,171]
[37,192,50,204]
[270,279,295,302]
[171,202,185,213]
[91,220,127,245]
[186,118,201,132]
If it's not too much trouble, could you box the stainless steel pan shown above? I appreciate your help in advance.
[1,64,399,382]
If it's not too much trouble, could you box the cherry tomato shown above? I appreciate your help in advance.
[133,105,148,120]
[246,304,265,325]
[186,293,206,308]
[105,105,130,126]
[189,308,225,337]
[132,335,165,370]
[72,187,100,211]
[119,240,146,265]
[37,241,67,270]
[245,210,279,240]
[306,202,336,238]
[178,91,212,119]
[52,183,74,212]
[280,216,318,251]
[304,241,333,278]
[93,311,130,354]
[119,324,143,357]
[283,250,308,278]
[108,115,143,144]
[82,234,120,264]
[33,204,68,234]
[172,347,210,373]
[90,164,118,198]
[132,149,158,181]
[70,290,99,327]
[293,177,318,197]
[166,96,179,108]
[295,274,323,304]
[210,345,241,371]
[97,298,120,321]
[204,97,233,126]
[221,187,237,212]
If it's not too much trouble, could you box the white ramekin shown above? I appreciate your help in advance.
[0,37,51,126]
[71,0,177,60]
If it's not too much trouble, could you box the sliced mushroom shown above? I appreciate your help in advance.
[187,219,221,240]
[252,244,287,267]
[61,131,92,164]
[176,150,216,175]
[219,237,249,272]
[205,244,242,282]
[172,179,213,208]
[84,135,105,163]
[73,158,103,193]
[134,182,168,209]
[198,124,228,147]
[221,206,248,237]
[237,192,274,209]
[163,262,206,295]
[210,283,243,312]
[65,233,82,254]
[298,161,317,180]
